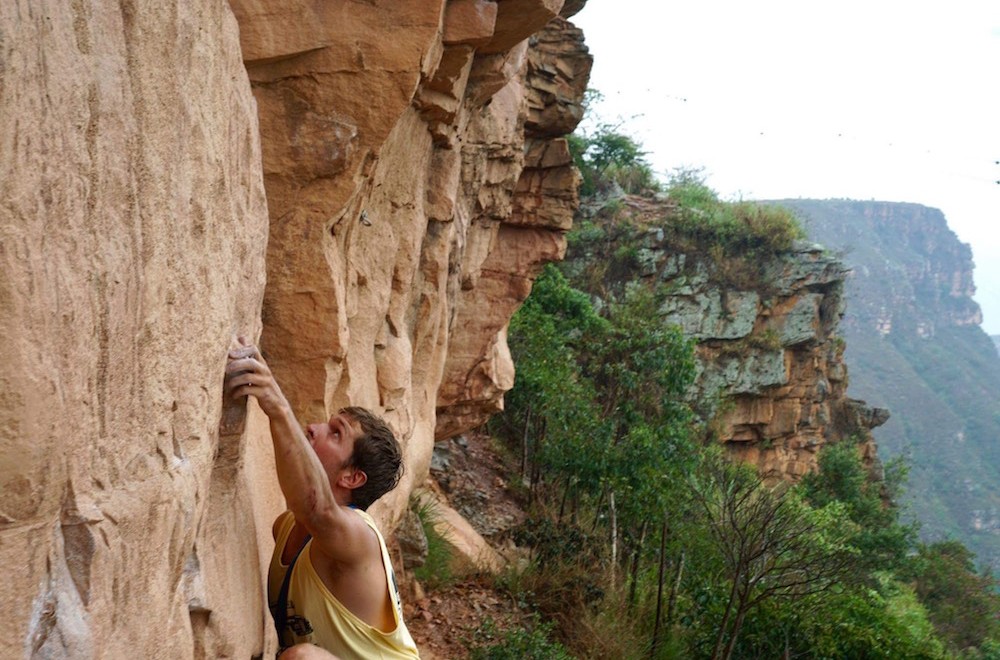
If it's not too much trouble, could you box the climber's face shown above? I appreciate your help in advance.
[305,413,364,491]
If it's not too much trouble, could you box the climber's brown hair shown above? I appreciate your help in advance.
[340,406,404,510]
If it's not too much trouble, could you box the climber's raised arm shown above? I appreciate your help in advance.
[224,340,370,562]
[225,337,417,657]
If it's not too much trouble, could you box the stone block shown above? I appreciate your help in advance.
[479,0,564,54]
[763,399,801,437]
[443,0,499,47]
[776,293,822,346]
[229,0,331,63]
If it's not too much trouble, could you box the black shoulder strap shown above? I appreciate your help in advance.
[272,534,311,650]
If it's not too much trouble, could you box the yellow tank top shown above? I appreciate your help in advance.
[267,510,420,659]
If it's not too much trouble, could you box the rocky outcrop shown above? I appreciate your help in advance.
[667,242,885,479]
[238,1,590,523]
[0,0,590,657]
[783,199,1000,569]
[565,196,886,481]
[787,201,983,338]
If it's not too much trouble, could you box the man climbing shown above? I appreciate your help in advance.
[225,339,420,660]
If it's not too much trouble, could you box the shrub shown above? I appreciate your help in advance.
[570,124,661,197]
[664,168,804,258]
[471,617,576,660]
[410,498,457,590]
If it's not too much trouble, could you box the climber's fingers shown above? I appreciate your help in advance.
[224,371,269,398]
[225,356,270,378]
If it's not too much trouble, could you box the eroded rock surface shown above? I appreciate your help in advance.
[0,1,278,658]
[1,0,590,656]
[237,1,591,523]
[566,197,886,482]
[786,199,1000,568]
[665,243,886,479]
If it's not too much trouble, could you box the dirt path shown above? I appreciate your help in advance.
[400,432,531,659]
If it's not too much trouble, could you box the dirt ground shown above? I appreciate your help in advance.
[399,432,532,659]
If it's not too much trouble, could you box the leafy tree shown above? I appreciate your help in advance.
[569,123,660,197]
[800,441,917,573]
[729,584,944,659]
[689,454,859,660]
[501,265,607,495]
[903,540,1000,651]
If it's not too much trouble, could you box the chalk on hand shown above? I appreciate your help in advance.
[219,343,255,436]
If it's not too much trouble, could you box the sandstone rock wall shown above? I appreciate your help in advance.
[0,1,278,657]
[1,0,590,656]
[235,0,591,522]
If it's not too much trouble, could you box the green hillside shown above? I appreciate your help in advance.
[773,199,1000,568]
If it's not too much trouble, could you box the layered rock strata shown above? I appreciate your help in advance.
[235,1,591,523]
[681,242,888,479]
[1,0,590,657]
[566,197,887,481]
[783,199,1000,567]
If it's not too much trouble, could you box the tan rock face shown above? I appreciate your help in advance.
[0,1,278,657]
[1,0,590,656]
[239,1,591,522]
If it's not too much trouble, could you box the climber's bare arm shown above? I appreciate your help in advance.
[279,643,342,660]
[225,340,370,563]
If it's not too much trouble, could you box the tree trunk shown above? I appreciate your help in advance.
[558,479,573,523]
[711,574,741,660]
[666,551,684,627]
[609,490,618,589]
[591,490,606,533]
[529,418,545,502]
[721,603,750,660]
[650,516,669,658]
[520,406,532,479]
[628,520,648,611]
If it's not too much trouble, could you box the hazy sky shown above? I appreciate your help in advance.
[574,1,1000,334]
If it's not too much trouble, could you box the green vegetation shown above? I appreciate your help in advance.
[569,119,660,197]
[800,440,917,573]
[903,540,1000,651]
[410,497,458,590]
[664,168,805,256]
[482,264,1000,659]
[783,199,1000,571]
[470,617,574,660]
[474,108,1000,658]
[566,164,805,293]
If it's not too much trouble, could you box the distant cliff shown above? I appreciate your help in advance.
[562,194,886,481]
[776,199,1000,568]
[993,335,1000,355]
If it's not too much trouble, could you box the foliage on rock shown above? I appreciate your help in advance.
[568,105,661,197]
[482,134,1000,658]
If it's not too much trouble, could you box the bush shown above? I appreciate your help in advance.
[570,124,661,197]
[665,168,804,257]
[410,498,457,590]
[471,617,575,660]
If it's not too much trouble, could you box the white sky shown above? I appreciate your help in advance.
[574,1,1000,334]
